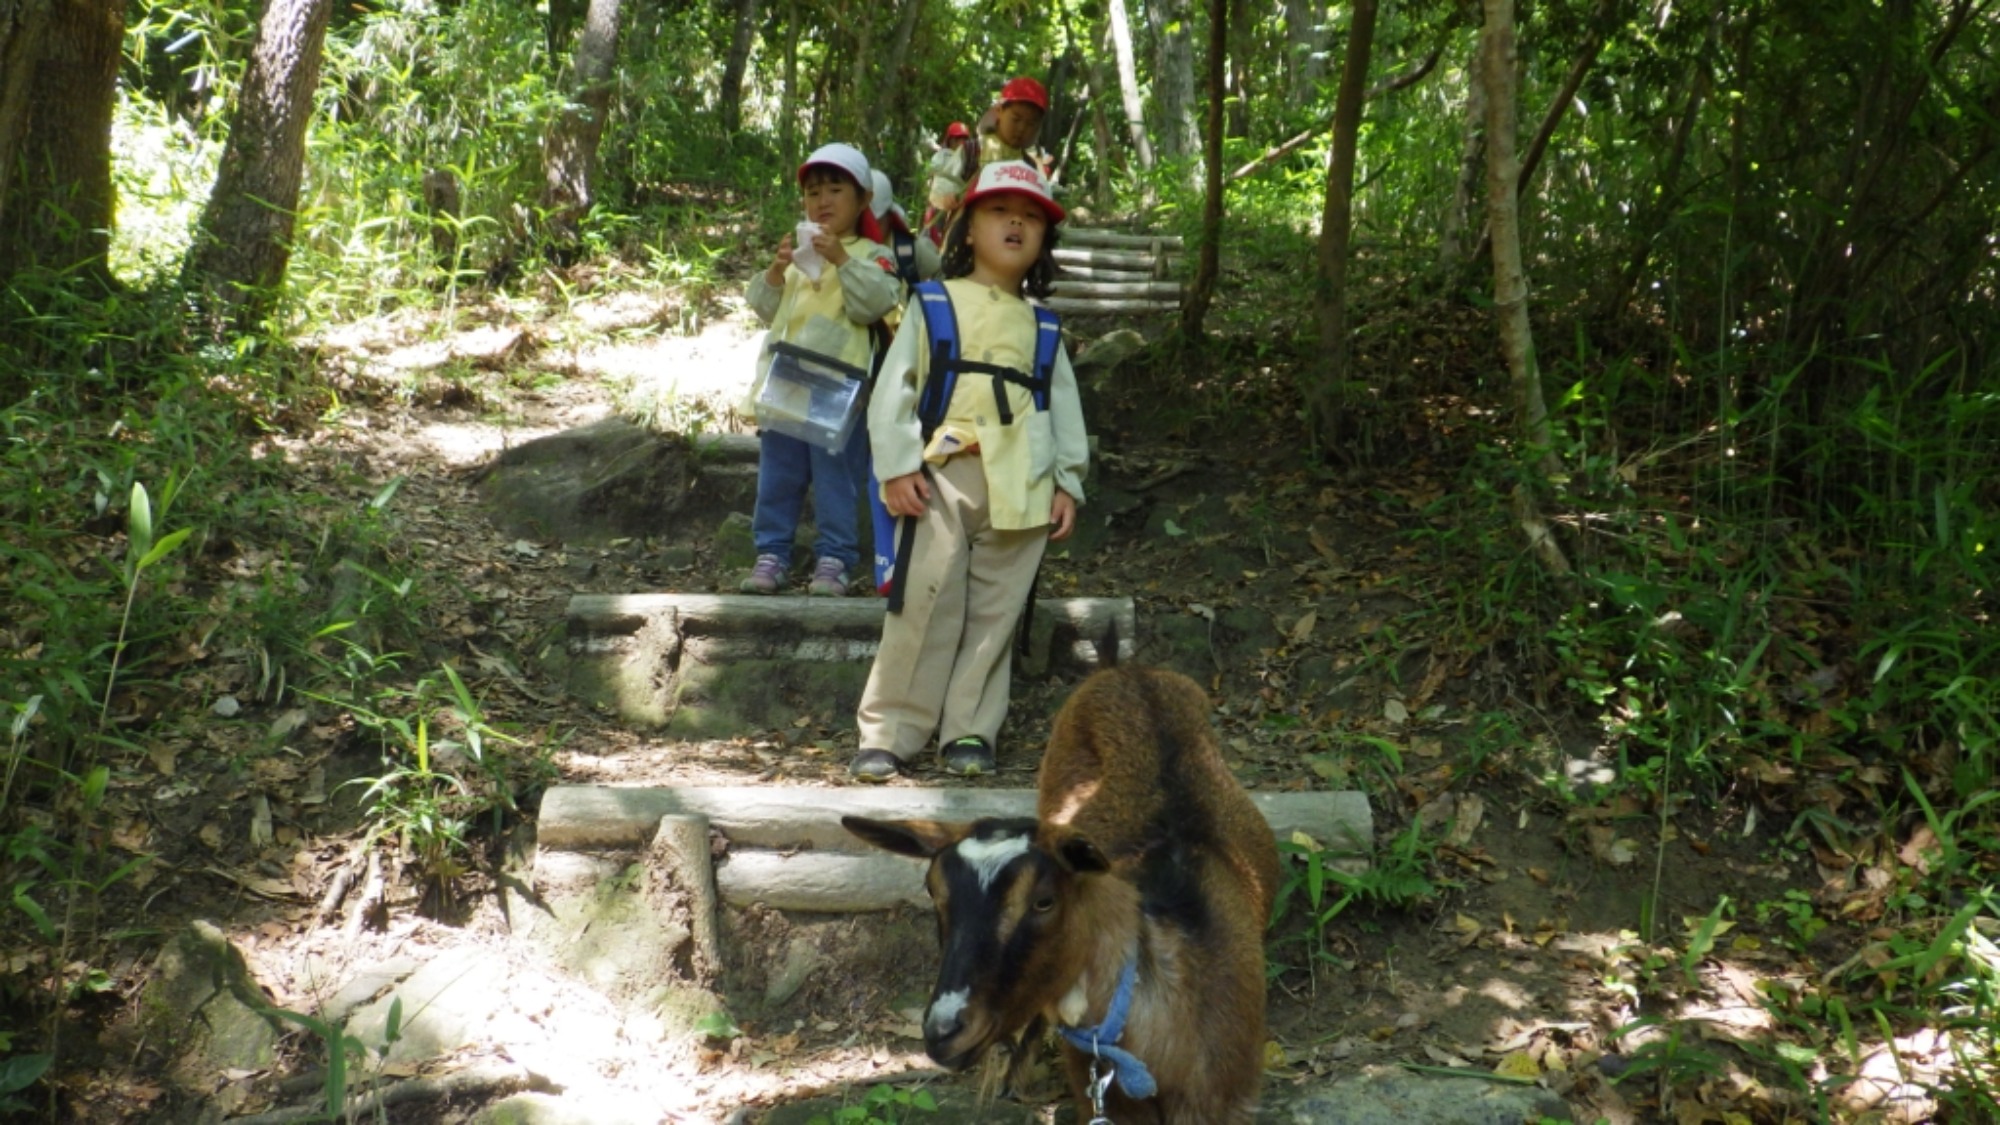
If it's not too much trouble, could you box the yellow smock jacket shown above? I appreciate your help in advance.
[868,279,1088,531]
[743,236,903,413]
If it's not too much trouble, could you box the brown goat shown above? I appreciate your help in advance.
[844,657,1280,1123]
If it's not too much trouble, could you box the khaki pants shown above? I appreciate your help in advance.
[856,453,1048,761]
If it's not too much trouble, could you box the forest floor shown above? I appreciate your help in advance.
[32,278,1949,1125]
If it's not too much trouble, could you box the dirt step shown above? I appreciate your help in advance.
[538,785,1372,913]
[557,592,1135,734]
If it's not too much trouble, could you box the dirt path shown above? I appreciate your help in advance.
[55,291,1834,1123]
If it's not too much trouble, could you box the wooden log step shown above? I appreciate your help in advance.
[1052,247,1174,271]
[1045,298,1183,315]
[562,593,1136,731]
[1047,279,1184,299]
[1053,264,1161,282]
[540,784,1374,913]
[1064,228,1187,251]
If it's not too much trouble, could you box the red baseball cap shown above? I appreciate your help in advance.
[998,76,1049,111]
[944,121,971,140]
[961,160,1065,224]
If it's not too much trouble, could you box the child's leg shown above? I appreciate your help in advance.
[937,519,1047,749]
[805,424,868,571]
[854,458,979,760]
[752,431,812,562]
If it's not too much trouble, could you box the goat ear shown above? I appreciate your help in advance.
[1054,834,1112,874]
[842,816,969,859]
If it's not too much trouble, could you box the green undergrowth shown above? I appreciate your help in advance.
[1401,329,2000,1113]
[0,283,551,1084]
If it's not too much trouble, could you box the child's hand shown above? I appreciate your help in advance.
[811,226,850,268]
[1048,490,1078,541]
[884,472,930,518]
[766,235,793,285]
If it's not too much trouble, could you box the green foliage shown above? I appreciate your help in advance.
[805,1083,938,1125]
[1267,820,1434,984]
[0,1051,52,1113]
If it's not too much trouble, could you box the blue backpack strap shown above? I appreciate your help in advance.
[914,280,960,440]
[1030,305,1061,411]
[891,228,921,285]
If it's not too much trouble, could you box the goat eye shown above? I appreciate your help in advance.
[1032,895,1056,913]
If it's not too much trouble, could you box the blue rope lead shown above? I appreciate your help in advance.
[1058,957,1158,1100]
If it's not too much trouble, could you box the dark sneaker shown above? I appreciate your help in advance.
[807,557,850,597]
[940,736,996,777]
[849,749,903,782]
[739,553,787,594]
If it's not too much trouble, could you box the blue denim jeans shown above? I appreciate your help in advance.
[752,427,868,569]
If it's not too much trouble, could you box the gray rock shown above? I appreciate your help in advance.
[345,947,512,1063]
[477,1091,658,1125]
[475,417,697,542]
[715,510,757,572]
[763,936,826,1007]
[143,920,283,1116]
[319,956,420,1023]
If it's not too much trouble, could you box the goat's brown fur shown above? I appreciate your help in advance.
[844,653,1279,1124]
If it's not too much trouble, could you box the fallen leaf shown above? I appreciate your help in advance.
[1586,826,1640,866]
[1384,698,1409,724]
[1290,611,1318,643]
[149,745,177,776]
[1494,1049,1541,1079]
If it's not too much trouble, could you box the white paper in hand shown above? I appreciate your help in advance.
[791,221,826,281]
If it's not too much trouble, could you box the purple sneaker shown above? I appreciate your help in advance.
[739,554,787,594]
[807,557,850,597]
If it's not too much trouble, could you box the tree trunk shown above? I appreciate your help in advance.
[1106,0,1157,193]
[871,0,923,184]
[1147,0,1199,172]
[1481,0,1568,575]
[718,0,760,135]
[1515,0,1615,198]
[539,0,624,251]
[1090,59,1118,209]
[183,0,334,315]
[0,0,122,288]
[779,0,801,169]
[843,0,878,142]
[1438,41,1485,274]
[1283,0,1326,106]
[1304,0,1377,455]
[0,0,53,226]
[1181,0,1228,337]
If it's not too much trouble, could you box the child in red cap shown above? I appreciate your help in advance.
[976,76,1051,175]
[850,160,1086,781]
[922,122,974,242]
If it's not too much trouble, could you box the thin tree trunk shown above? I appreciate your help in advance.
[539,0,624,252]
[872,0,923,183]
[0,0,123,288]
[0,0,53,227]
[1181,0,1228,337]
[1283,0,1326,106]
[1305,0,1377,456]
[1227,42,1443,183]
[844,0,878,142]
[1515,0,1615,197]
[1439,42,1485,274]
[1481,0,1568,575]
[1107,0,1156,193]
[1605,14,1714,318]
[1147,0,1199,171]
[779,0,801,169]
[718,0,760,135]
[183,0,335,314]
[1090,59,1117,208]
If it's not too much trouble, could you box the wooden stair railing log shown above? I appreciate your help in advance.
[1048,226,1184,314]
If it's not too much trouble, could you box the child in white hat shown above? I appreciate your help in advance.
[740,143,904,597]
[851,161,1087,780]
[870,170,942,286]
